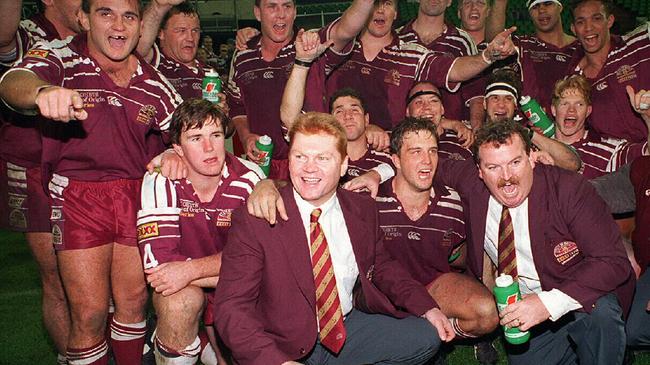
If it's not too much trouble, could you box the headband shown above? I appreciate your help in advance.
[485,82,519,100]
[406,90,442,106]
[526,0,562,9]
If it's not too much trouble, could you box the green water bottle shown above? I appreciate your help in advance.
[255,135,274,177]
[519,96,555,138]
[202,70,222,103]
[493,274,531,345]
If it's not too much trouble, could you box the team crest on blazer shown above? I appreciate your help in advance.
[553,241,579,265]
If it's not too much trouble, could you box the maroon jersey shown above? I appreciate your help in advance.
[226,21,347,160]
[570,130,648,180]
[0,14,61,168]
[631,157,650,273]
[150,43,206,99]
[398,21,482,120]
[137,154,262,268]
[438,130,473,161]
[325,32,457,130]
[345,148,393,182]
[567,23,650,142]
[376,178,466,286]
[7,34,182,181]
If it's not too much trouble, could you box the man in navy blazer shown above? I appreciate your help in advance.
[213,112,452,365]
[436,120,635,364]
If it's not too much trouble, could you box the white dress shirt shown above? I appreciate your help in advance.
[294,190,359,318]
[484,196,582,321]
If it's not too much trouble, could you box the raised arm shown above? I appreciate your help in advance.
[626,85,650,151]
[448,27,517,82]
[0,0,22,56]
[137,0,185,63]
[530,132,582,171]
[485,0,508,42]
[328,0,374,51]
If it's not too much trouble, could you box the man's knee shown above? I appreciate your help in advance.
[70,304,108,335]
[472,294,499,334]
[155,286,205,325]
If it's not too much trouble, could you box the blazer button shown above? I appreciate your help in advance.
[300,348,306,354]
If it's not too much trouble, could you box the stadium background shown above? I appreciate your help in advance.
[2,0,649,364]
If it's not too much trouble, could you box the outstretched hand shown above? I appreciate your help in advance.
[295,28,334,63]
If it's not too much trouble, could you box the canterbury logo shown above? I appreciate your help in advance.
[263,71,274,79]
[407,231,421,240]
[596,82,608,91]
[556,55,567,62]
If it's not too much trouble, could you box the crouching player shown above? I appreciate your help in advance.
[137,99,263,364]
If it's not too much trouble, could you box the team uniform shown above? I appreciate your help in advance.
[325,32,458,130]
[150,43,206,99]
[345,148,392,182]
[137,154,262,323]
[0,14,61,232]
[1,33,183,251]
[375,178,466,288]
[438,130,473,161]
[568,129,648,179]
[226,21,351,178]
[567,23,650,142]
[398,21,483,121]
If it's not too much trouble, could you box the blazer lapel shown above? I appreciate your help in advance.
[276,186,316,307]
[337,190,370,267]
[527,168,548,276]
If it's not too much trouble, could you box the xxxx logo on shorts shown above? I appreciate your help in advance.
[137,222,159,240]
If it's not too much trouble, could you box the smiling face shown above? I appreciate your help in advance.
[173,118,227,179]
[159,12,200,67]
[392,130,439,192]
[458,0,489,32]
[420,0,453,17]
[79,0,141,63]
[406,83,445,125]
[255,0,296,44]
[529,1,563,33]
[478,134,535,208]
[366,0,397,39]
[551,88,592,139]
[485,94,517,123]
[571,0,614,54]
[289,132,348,207]
[331,95,369,143]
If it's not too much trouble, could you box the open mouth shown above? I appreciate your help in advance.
[373,18,386,27]
[273,23,287,33]
[501,182,518,196]
[583,34,599,48]
[562,116,578,128]
[469,13,480,21]
[108,35,127,47]
[417,168,432,180]
[301,177,321,185]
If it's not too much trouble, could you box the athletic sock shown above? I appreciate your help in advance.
[110,318,146,365]
[450,317,478,338]
[67,339,109,365]
[56,353,68,365]
[198,329,218,365]
[154,334,201,365]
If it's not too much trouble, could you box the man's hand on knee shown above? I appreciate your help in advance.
[145,261,194,296]
[423,308,455,342]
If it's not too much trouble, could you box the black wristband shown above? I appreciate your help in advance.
[294,59,313,68]
[526,127,535,141]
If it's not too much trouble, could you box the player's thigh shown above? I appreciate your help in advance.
[111,243,148,310]
[153,286,205,330]
[428,272,495,318]
[25,232,58,278]
[58,244,113,315]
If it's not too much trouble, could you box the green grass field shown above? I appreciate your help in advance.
[1,229,648,364]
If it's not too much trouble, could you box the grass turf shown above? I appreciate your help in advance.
[1,229,649,364]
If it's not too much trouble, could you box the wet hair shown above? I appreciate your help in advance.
[289,112,347,158]
[329,88,368,114]
[569,0,614,17]
[485,68,522,99]
[161,2,199,30]
[82,0,143,15]
[471,120,532,164]
[169,99,230,145]
[551,74,592,107]
[390,117,439,155]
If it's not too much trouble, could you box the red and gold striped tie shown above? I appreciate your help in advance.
[310,208,346,354]
[498,206,518,279]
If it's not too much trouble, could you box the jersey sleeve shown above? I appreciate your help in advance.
[317,18,355,70]
[4,39,65,86]
[416,52,460,93]
[137,172,188,270]
[226,52,246,119]
[609,140,649,172]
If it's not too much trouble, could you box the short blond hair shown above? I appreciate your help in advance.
[289,112,347,159]
[552,75,592,107]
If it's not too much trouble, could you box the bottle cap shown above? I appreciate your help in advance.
[258,135,272,145]
[495,274,514,287]
[519,95,531,105]
[205,69,219,77]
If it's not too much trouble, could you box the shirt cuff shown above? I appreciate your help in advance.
[373,163,395,183]
[537,289,583,321]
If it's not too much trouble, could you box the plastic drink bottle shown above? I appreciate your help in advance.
[255,135,274,177]
[493,274,531,345]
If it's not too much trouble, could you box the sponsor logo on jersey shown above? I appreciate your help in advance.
[555,54,567,62]
[347,168,360,177]
[179,199,203,217]
[136,105,157,125]
[137,222,159,240]
[107,96,122,107]
[553,240,580,265]
[263,71,274,79]
[407,231,421,240]
[615,65,637,83]
[26,49,49,58]
[595,82,608,91]
[384,69,401,86]
[441,228,454,247]
[79,91,106,109]
[381,226,401,240]
[361,67,371,75]
[50,207,62,220]
[215,209,233,227]
[645,189,650,197]
[7,194,25,209]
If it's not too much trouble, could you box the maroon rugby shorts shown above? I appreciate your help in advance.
[0,159,51,232]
